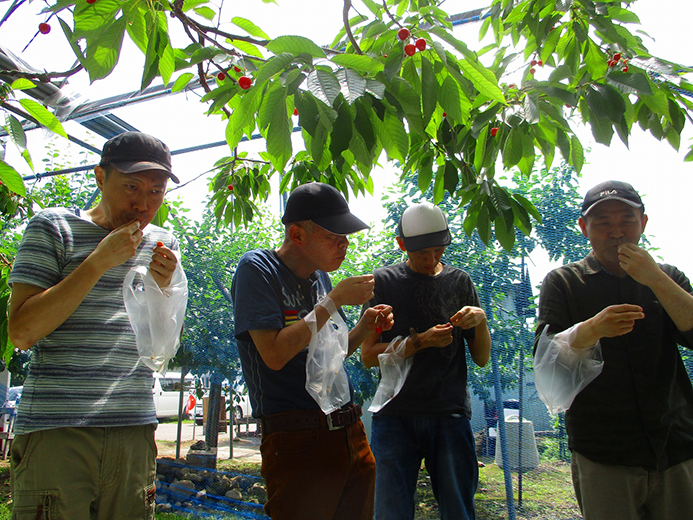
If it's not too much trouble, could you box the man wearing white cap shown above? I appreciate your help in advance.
[535,180,693,519]
[361,202,491,520]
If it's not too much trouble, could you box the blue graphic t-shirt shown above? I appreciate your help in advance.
[232,249,352,418]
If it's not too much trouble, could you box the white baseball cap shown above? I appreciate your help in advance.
[397,202,451,251]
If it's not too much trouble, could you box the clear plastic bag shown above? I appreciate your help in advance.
[534,324,604,414]
[123,260,188,374]
[304,298,351,414]
[368,336,413,413]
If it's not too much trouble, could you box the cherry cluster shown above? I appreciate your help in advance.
[397,28,426,57]
[607,53,629,72]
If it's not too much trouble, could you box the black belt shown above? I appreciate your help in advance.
[262,404,362,435]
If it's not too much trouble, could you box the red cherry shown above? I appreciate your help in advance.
[538,60,543,66]
[623,66,629,72]
[217,72,225,81]
[415,38,426,51]
[490,127,499,137]
[227,185,234,191]
[233,66,241,72]
[38,23,51,34]
[442,112,447,117]
[613,53,621,61]
[384,54,388,58]
[375,326,383,335]
[397,28,410,41]
[508,84,516,89]
[530,59,538,66]
[87,0,97,4]
[156,241,164,248]
[529,67,536,75]
[293,108,298,116]
[404,44,417,56]
[238,76,252,90]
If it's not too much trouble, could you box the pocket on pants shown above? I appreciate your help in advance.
[143,483,156,519]
[12,489,60,520]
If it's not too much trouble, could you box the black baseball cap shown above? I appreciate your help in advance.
[100,131,179,184]
[281,182,369,235]
[581,180,643,216]
[398,202,451,251]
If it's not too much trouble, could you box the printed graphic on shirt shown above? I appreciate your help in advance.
[284,310,299,326]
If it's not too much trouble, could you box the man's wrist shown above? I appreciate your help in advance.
[409,327,424,351]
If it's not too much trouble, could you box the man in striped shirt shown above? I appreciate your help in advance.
[7,132,181,519]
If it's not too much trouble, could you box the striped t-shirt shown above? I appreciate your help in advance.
[9,208,179,434]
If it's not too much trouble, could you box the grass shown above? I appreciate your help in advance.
[0,453,582,520]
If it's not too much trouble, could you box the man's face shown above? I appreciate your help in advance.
[95,167,168,230]
[401,240,446,276]
[579,199,647,271]
[303,224,350,273]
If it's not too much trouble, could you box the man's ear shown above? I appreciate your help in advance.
[578,216,588,238]
[94,166,106,191]
[288,224,306,246]
[396,236,407,252]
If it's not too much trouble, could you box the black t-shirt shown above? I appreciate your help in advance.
[366,262,479,417]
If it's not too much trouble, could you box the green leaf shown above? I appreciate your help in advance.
[502,127,523,169]
[10,79,35,91]
[151,202,169,227]
[307,69,341,107]
[172,72,195,93]
[255,53,296,86]
[417,153,433,192]
[230,40,264,59]
[193,6,216,20]
[421,57,437,127]
[439,75,467,124]
[513,193,541,222]
[457,58,505,105]
[477,205,491,244]
[83,16,127,82]
[584,83,625,125]
[570,134,584,172]
[0,161,26,196]
[266,95,293,172]
[495,214,515,251]
[232,16,270,40]
[606,71,652,96]
[266,35,325,58]
[18,99,67,138]
[433,163,445,204]
[335,69,366,104]
[6,115,26,150]
[330,54,384,74]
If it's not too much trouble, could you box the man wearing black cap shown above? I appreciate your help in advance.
[361,202,491,520]
[8,131,181,518]
[535,180,693,519]
[231,182,392,520]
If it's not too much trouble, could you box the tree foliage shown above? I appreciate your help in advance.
[1,0,691,253]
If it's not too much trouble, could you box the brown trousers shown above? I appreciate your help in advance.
[260,419,376,520]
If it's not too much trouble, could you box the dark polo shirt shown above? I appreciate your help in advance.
[535,253,693,470]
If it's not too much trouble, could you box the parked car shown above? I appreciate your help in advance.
[194,380,252,425]
[3,386,22,411]
[152,372,195,419]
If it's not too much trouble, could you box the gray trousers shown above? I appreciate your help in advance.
[571,450,693,520]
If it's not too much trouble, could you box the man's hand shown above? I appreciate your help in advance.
[420,323,454,349]
[150,242,178,288]
[450,306,486,330]
[90,220,143,271]
[362,304,394,334]
[329,274,375,307]
[575,304,645,349]
[618,243,665,287]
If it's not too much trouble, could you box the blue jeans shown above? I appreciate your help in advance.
[371,414,478,520]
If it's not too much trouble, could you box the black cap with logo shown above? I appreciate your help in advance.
[281,182,369,235]
[581,180,643,216]
[100,131,179,184]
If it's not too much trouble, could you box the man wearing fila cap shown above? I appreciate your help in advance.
[535,180,693,519]
[361,202,491,520]
[8,131,182,518]
[231,182,393,520]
